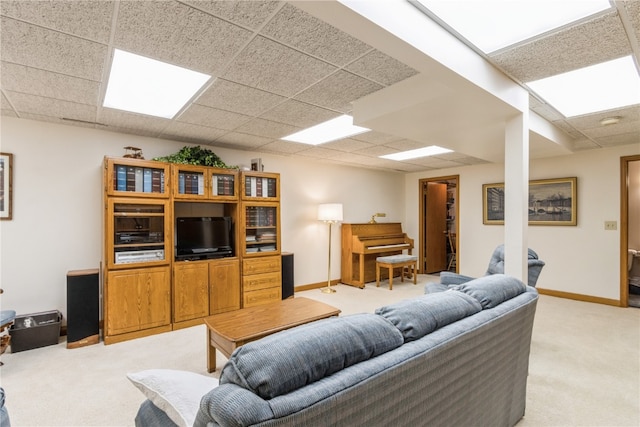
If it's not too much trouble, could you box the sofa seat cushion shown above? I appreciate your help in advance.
[375,290,482,342]
[452,274,526,309]
[219,313,404,400]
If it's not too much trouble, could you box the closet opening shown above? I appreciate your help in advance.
[419,176,459,274]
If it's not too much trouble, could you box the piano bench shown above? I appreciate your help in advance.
[375,255,418,290]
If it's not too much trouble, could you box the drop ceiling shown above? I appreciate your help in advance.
[1,0,638,173]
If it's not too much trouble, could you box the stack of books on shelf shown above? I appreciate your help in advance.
[257,231,276,242]
[115,165,164,193]
[212,174,235,196]
[245,207,276,227]
[244,176,276,198]
[178,172,204,195]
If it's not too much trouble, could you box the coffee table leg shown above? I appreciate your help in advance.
[207,330,216,373]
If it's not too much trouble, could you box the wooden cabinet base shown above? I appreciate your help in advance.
[172,317,204,331]
[104,324,172,345]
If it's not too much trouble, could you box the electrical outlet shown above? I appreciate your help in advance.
[604,221,617,230]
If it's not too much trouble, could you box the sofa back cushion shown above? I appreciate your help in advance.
[219,313,404,400]
[375,291,482,342]
[452,274,526,309]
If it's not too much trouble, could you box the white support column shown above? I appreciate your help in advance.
[504,112,529,282]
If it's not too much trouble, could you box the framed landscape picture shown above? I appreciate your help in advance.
[483,177,577,226]
[0,153,13,220]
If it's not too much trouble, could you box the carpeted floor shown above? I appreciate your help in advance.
[1,275,639,426]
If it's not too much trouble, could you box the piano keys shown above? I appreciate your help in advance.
[341,223,414,288]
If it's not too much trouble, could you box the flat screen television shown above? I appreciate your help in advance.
[175,216,233,260]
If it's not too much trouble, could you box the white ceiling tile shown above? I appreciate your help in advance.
[353,145,396,157]
[221,36,337,97]
[1,62,100,106]
[160,121,227,143]
[455,156,490,166]
[0,17,107,81]
[1,110,18,118]
[261,3,372,66]
[345,50,418,86]
[408,158,463,169]
[384,139,425,151]
[177,104,252,130]
[622,1,640,42]
[214,131,274,148]
[351,131,404,145]
[294,70,383,112]
[258,140,310,154]
[567,105,640,130]
[594,132,640,147]
[259,99,339,128]
[491,12,631,82]
[6,91,97,123]
[99,108,169,134]
[322,138,373,152]
[572,138,601,150]
[0,0,114,43]
[114,1,252,74]
[234,118,299,139]
[296,146,344,159]
[196,79,286,117]
[182,0,282,31]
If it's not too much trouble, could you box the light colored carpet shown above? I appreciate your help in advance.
[1,275,638,426]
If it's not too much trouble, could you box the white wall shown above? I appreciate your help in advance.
[0,117,404,317]
[404,144,640,301]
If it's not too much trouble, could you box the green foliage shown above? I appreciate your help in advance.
[153,146,235,168]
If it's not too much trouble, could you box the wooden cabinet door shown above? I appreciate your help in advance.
[210,259,240,314]
[138,267,171,329]
[173,262,209,323]
[105,270,141,336]
[105,266,170,335]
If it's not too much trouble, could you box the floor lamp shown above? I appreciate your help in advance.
[318,203,343,294]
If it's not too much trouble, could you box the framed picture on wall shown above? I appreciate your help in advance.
[483,177,577,226]
[0,153,13,220]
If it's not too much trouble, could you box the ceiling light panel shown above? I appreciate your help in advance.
[103,49,211,119]
[414,0,612,53]
[381,145,453,161]
[281,114,371,145]
[526,55,640,117]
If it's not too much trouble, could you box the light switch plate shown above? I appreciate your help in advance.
[604,221,617,230]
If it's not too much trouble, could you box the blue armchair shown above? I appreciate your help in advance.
[437,244,545,287]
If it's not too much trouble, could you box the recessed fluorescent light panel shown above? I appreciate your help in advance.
[103,49,211,119]
[526,55,640,117]
[414,0,611,53]
[281,115,370,145]
[381,145,453,161]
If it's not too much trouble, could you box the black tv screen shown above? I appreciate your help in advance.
[176,217,233,260]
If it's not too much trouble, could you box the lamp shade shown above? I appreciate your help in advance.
[318,203,343,222]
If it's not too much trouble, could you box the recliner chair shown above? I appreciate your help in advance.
[437,244,545,287]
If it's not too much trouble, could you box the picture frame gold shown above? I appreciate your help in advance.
[0,153,13,220]
[483,177,577,226]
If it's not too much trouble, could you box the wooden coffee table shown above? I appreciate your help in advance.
[204,297,341,372]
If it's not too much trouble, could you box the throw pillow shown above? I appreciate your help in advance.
[452,274,525,309]
[127,369,218,427]
[219,313,404,399]
[375,290,482,342]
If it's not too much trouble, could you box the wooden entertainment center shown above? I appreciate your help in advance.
[102,156,281,344]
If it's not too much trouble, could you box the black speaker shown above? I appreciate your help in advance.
[281,252,294,299]
[66,269,100,348]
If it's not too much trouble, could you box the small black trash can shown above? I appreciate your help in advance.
[9,310,62,353]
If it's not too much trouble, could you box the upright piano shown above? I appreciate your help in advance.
[341,223,414,288]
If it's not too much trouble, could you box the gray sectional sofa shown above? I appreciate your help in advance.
[135,274,538,427]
